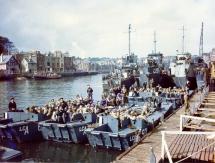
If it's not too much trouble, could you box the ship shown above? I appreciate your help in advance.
[169,52,192,88]
[145,31,175,88]
[102,24,142,92]
[170,23,208,90]
[33,72,62,80]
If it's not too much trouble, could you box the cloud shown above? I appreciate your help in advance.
[0,0,215,57]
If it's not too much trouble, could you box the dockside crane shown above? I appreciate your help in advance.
[199,22,204,57]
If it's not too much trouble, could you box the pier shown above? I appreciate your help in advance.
[115,91,203,163]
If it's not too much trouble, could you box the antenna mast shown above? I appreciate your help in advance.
[182,25,185,54]
[199,22,204,56]
[154,31,157,54]
[128,24,131,56]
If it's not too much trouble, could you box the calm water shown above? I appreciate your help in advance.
[0,74,103,111]
[0,74,121,162]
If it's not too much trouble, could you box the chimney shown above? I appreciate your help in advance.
[0,53,3,63]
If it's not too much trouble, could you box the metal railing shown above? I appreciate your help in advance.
[190,85,209,114]
[180,114,215,131]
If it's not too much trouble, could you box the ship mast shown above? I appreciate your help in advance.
[199,22,204,56]
[128,24,131,56]
[154,31,157,54]
[181,25,185,54]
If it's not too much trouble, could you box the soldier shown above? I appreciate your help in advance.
[149,78,154,88]
[87,85,93,100]
[8,97,17,112]
[184,92,190,114]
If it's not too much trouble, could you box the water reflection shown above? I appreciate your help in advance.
[2,140,120,163]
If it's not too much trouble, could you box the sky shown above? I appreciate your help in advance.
[0,0,215,58]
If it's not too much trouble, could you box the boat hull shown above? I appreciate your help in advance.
[0,146,22,162]
[0,112,47,143]
[38,113,96,144]
[33,76,61,80]
[147,73,176,88]
[0,121,42,143]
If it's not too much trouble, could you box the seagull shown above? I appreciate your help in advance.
[149,147,156,163]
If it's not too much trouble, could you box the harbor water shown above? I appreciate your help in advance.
[0,74,121,162]
[0,74,104,111]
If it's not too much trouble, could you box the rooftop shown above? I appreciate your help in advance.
[0,55,13,64]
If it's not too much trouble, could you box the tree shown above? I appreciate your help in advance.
[0,36,17,54]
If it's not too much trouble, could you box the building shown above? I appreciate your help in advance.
[64,56,75,72]
[21,57,37,74]
[45,52,53,72]
[53,51,64,72]
[52,56,60,72]
[16,51,45,73]
[0,54,20,74]
[32,51,45,72]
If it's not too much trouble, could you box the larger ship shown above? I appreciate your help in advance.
[169,52,191,88]
[169,23,208,90]
[145,32,175,88]
[102,24,142,92]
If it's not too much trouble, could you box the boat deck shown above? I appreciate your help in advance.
[114,91,202,163]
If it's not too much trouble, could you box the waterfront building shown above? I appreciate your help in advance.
[0,54,20,74]
[64,56,76,72]
[32,51,45,72]
[45,52,53,72]
[21,56,37,74]
[51,56,60,72]
[53,51,64,72]
[16,51,45,73]
[73,57,89,71]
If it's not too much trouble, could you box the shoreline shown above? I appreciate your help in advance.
[0,71,108,81]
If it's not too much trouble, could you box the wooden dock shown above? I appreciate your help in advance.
[164,133,215,162]
[115,91,202,163]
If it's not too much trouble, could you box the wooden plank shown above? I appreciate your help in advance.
[208,144,214,161]
[194,140,202,160]
[200,148,206,161]
[203,100,215,103]
[176,135,189,159]
[198,107,215,111]
[170,135,184,158]
[200,135,207,161]
[205,98,215,100]
[206,138,215,162]
[167,136,179,156]
[182,134,192,158]
[202,103,215,106]
[183,124,215,131]
[199,135,205,161]
[188,135,198,159]
[201,136,208,161]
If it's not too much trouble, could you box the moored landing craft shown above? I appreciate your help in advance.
[84,101,173,150]
[0,112,47,143]
[38,113,96,143]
